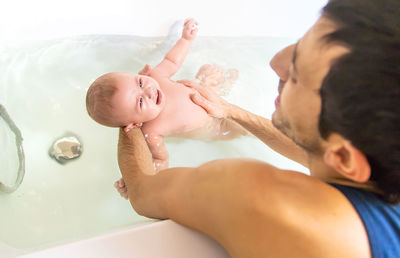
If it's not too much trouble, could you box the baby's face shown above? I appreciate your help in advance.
[111,72,166,125]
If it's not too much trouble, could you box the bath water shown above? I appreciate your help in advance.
[0,34,306,250]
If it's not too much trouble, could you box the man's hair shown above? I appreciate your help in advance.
[86,74,119,127]
[319,0,400,203]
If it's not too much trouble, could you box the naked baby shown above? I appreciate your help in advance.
[86,19,247,197]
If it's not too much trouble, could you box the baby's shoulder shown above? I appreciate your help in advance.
[141,120,167,137]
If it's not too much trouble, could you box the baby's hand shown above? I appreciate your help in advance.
[153,159,169,172]
[114,178,128,200]
[182,18,198,41]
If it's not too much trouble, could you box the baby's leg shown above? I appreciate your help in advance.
[226,69,239,85]
[212,118,249,140]
[195,64,238,96]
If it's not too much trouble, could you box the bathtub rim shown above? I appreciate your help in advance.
[16,219,230,258]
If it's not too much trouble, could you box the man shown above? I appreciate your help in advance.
[117,0,400,257]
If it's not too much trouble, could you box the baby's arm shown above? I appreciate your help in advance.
[151,18,198,78]
[144,133,169,171]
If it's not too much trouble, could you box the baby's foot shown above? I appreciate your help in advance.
[226,69,239,83]
[196,64,225,87]
[195,64,239,96]
[114,178,128,200]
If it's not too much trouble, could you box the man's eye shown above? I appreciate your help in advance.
[139,78,143,87]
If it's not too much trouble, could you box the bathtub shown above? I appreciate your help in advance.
[0,0,327,257]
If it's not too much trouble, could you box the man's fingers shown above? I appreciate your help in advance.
[177,79,197,88]
[178,79,203,91]
[142,64,150,74]
[178,80,211,97]
[138,64,151,75]
[190,93,213,113]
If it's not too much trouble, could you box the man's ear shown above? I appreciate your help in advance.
[124,122,143,132]
[323,135,371,183]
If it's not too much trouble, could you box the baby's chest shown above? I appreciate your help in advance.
[160,87,211,132]
[164,97,210,133]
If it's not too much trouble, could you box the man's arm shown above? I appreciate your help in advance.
[117,128,369,258]
[226,104,308,167]
[150,18,198,78]
[117,127,300,253]
[178,80,309,167]
[118,127,283,219]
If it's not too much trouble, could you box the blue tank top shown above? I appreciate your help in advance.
[331,184,400,258]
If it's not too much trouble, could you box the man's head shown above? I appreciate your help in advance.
[270,0,400,203]
[86,72,166,130]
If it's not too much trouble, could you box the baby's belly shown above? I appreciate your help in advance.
[168,117,220,140]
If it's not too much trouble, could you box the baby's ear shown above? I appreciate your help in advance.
[124,123,143,132]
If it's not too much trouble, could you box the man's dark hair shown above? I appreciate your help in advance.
[319,0,400,203]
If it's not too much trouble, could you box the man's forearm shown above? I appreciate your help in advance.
[184,79,308,167]
[227,104,308,167]
[117,128,160,214]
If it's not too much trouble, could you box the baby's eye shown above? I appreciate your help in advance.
[139,78,143,88]
[139,97,143,107]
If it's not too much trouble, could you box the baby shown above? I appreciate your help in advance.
[86,19,247,195]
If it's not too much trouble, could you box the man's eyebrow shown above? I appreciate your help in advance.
[292,41,299,73]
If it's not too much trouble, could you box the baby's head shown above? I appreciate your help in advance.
[86,72,166,130]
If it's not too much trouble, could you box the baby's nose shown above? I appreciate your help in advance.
[144,87,156,98]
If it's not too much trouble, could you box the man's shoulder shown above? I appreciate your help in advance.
[257,167,370,257]
[218,159,371,257]
[207,158,338,211]
[236,163,357,221]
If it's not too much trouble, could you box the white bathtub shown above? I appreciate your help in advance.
[0,0,327,257]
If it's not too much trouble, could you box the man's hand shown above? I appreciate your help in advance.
[182,18,198,41]
[178,80,232,119]
[138,64,152,76]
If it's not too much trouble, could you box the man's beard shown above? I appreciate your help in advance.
[272,111,324,155]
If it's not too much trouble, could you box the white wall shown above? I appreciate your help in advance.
[0,0,328,40]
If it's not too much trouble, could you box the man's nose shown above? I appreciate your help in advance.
[270,44,295,82]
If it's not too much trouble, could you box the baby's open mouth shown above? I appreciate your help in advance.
[156,90,161,105]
